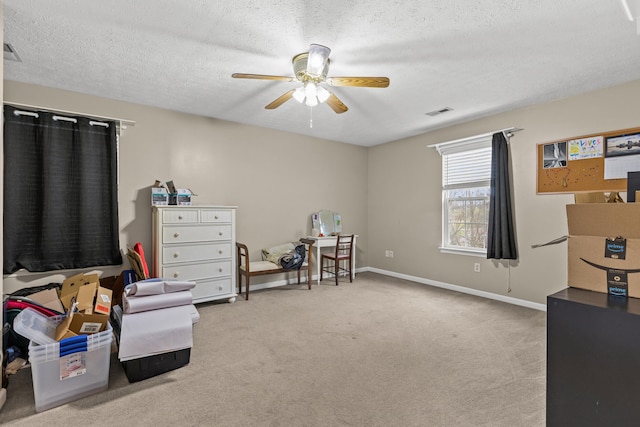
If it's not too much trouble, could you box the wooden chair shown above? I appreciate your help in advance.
[320,234,354,286]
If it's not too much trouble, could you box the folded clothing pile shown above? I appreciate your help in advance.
[112,278,200,382]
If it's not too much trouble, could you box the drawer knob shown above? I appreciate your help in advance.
[174,232,180,238]
[219,232,223,236]
[218,250,223,254]
[173,252,179,258]
[173,272,179,278]
[214,215,219,220]
[178,215,183,220]
[218,268,223,272]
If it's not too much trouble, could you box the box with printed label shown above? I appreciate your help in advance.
[169,189,192,206]
[151,187,169,206]
[567,203,640,297]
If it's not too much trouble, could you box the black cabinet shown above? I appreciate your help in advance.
[547,288,640,426]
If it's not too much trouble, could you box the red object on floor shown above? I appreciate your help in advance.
[133,242,150,278]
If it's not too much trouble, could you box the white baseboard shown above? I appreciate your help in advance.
[240,267,546,312]
[366,267,547,312]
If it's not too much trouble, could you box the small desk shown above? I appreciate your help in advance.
[307,235,358,284]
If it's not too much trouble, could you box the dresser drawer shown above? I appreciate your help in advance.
[163,260,231,281]
[200,209,232,223]
[163,224,232,244]
[162,209,199,224]
[162,242,232,264]
[191,278,233,301]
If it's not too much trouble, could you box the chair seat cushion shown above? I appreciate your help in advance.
[241,261,281,272]
[241,260,310,273]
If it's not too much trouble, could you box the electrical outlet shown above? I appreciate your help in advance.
[385,250,394,258]
[474,263,480,273]
[389,250,393,258]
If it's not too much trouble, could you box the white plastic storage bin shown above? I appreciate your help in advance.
[28,320,112,412]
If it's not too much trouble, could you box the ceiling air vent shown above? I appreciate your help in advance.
[425,107,453,117]
[4,43,22,62]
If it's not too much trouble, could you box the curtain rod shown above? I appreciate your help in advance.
[3,101,136,127]
[427,127,523,149]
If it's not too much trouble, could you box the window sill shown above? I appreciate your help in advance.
[438,247,487,258]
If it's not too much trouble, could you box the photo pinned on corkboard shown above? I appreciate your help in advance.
[543,141,567,169]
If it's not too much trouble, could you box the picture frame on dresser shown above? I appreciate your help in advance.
[152,205,238,303]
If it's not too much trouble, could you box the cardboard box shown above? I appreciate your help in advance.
[55,273,112,340]
[567,203,640,297]
[55,310,109,341]
[574,192,606,203]
[59,273,88,311]
[94,287,113,315]
[28,288,65,313]
[169,189,191,206]
[100,270,135,307]
[75,283,97,312]
[59,273,100,310]
[151,187,169,206]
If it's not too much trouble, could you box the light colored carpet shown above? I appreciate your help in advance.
[2,272,546,426]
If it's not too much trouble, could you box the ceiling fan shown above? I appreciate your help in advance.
[232,44,390,114]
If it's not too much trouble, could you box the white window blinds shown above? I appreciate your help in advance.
[433,134,492,189]
[443,147,492,189]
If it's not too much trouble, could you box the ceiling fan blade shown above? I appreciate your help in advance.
[265,89,296,109]
[326,77,390,88]
[232,73,294,82]
[325,93,348,114]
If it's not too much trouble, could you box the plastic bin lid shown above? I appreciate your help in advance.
[13,307,59,346]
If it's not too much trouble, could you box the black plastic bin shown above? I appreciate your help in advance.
[121,348,191,383]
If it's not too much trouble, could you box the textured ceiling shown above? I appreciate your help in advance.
[4,1,640,146]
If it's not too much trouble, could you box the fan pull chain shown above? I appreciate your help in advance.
[309,106,313,128]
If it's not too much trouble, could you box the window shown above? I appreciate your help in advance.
[435,135,492,255]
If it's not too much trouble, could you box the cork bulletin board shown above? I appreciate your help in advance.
[536,127,640,194]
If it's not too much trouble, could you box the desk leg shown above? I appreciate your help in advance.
[352,238,357,280]
[316,245,321,285]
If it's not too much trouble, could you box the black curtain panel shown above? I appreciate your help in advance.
[3,105,122,274]
[487,132,518,260]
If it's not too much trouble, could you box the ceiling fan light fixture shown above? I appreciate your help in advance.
[232,43,388,115]
[306,44,331,77]
[316,85,330,103]
[304,83,319,107]
[293,86,306,103]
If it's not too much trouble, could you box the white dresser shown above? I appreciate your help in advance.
[152,205,237,304]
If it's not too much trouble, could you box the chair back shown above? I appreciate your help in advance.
[334,234,354,259]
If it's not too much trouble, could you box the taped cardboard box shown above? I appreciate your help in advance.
[55,311,109,341]
[55,282,112,340]
[59,273,100,311]
[567,203,640,297]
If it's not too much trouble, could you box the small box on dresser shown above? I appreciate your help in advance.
[152,205,237,303]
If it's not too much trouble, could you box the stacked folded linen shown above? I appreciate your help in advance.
[117,279,199,363]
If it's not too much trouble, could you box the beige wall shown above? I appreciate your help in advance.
[4,78,640,305]
[368,79,640,305]
[2,80,369,293]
